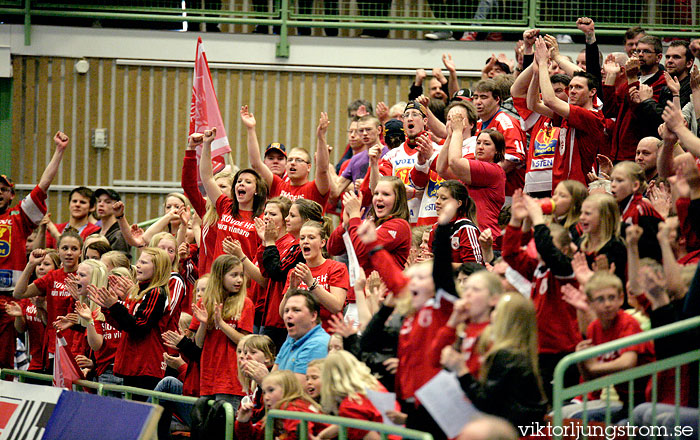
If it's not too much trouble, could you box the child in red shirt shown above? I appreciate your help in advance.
[191,254,254,407]
[235,370,323,440]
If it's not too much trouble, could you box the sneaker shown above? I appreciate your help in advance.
[460,32,478,41]
[425,30,453,40]
[556,34,573,44]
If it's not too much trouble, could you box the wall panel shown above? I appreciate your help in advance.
[11,54,468,225]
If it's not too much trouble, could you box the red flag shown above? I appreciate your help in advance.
[53,330,84,389]
[190,37,231,177]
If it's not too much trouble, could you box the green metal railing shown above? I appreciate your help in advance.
[552,315,700,439]
[265,409,434,440]
[0,368,235,439]
[0,0,698,57]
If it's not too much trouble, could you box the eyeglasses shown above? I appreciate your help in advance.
[634,49,657,55]
[288,158,309,164]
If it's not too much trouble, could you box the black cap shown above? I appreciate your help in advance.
[265,143,287,157]
[94,188,121,202]
[452,88,473,102]
[404,100,427,117]
[384,119,405,141]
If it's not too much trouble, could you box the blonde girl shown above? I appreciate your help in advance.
[610,161,664,261]
[578,193,627,287]
[441,293,548,427]
[100,250,131,273]
[550,180,588,243]
[89,247,171,395]
[192,254,254,408]
[235,370,322,440]
[149,232,187,332]
[236,334,277,425]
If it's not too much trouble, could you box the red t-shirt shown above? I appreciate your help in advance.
[338,393,391,440]
[213,194,260,263]
[283,259,349,330]
[19,299,46,371]
[397,295,453,401]
[269,174,329,207]
[93,319,122,377]
[476,110,526,196]
[552,105,605,189]
[33,268,76,354]
[192,296,254,396]
[466,160,506,240]
[587,310,655,402]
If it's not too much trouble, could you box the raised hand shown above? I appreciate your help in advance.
[112,201,125,218]
[664,71,681,96]
[625,57,641,78]
[294,263,314,287]
[240,105,256,128]
[192,303,208,325]
[203,127,217,144]
[188,133,204,149]
[65,273,81,300]
[327,312,358,338]
[442,53,456,73]
[647,181,671,218]
[638,84,654,102]
[603,54,621,76]
[415,68,427,85]
[74,301,94,321]
[562,283,589,311]
[625,224,643,246]
[596,154,614,178]
[178,242,190,260]
[28,249,46,267]
[376,101,389,124]
[416,133,434,165]
[317,112,330,138]
[576,17,595,39]
[4,301,22,318]
[522,29,539,48]
[690,65,700,92]
[356,219,377,245]
[662,101,686,133]
[510,189,529,221]
[222,237,244,258]
[53,131,69,151]
[571,252,594,285]
[342,191,363,219]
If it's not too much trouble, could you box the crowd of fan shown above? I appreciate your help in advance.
[2,16,700,440]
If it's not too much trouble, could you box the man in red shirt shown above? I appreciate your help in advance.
[0,131,69,368]
[531,37,606,189]
[242,106,330,207]
[603,35,666,162]
[472,79,526,200]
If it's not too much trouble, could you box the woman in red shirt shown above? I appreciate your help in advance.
[150,232,187,335]
[14,229,83,371]
[328,175,412,272]
[280,220,349,330]
[258,199,325,350]
[199,129,268,264]
[90,247,171,397]
[192,254,254,408]
[235,370,322,440]
[447,120,506,243]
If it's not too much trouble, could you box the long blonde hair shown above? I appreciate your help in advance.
[320,350,380,414]
[131,247,171,302]
[203,255,247,329]
[579,193,620,254]
[480,293,545,401]
[395,261,434,316]
[78,259,108,325]
[554,180,587,230]
[261,371,321,431]
[149,232,179,271]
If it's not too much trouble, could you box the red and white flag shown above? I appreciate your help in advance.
[190,37,230,176]
[53,330,84,389]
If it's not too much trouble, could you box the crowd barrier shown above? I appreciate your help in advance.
[0,0,697,55]
[265,409,435,440]
[551,315,700,440]
[0,368,234,439]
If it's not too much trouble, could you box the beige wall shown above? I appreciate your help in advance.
[11,55,420,224]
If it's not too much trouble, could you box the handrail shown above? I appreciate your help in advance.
[552,315,700,437]
[1,0,698,56]
[265,409,435,440]
[0,368,234,439]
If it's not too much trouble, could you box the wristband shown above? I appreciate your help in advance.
[88,319,95,326]
[673,94,680,97]
[309,279,319,291]
[115,215,124,220]
[240,255,248,262]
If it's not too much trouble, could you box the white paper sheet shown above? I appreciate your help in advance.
[414,370,482,438]
[342,231,362,287]
[366,389,400,426]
